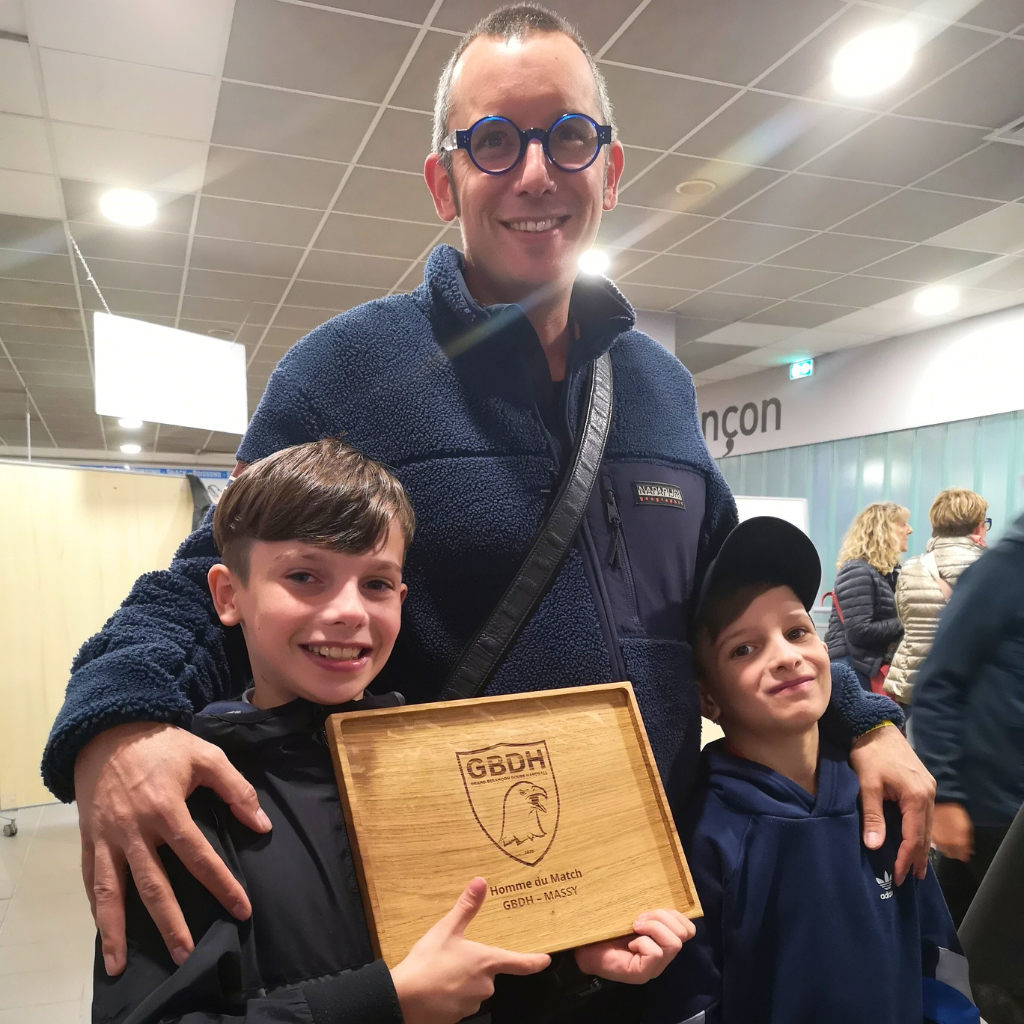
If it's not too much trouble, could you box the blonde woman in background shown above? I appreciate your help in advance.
[825,502,912,692]
[886,489,989,721]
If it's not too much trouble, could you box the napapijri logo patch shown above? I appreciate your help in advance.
[633,481,686,508]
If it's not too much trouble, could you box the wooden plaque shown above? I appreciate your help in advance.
[326,682,701,966]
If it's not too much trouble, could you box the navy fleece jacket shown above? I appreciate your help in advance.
[42,245,896,802]
[646,690,975,1023]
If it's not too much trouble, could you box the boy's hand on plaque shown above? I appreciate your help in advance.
[391,877,551,1024]
[573,909,695,984]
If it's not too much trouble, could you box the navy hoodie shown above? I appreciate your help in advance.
[42,245,895,805]
[645,731,976,1024]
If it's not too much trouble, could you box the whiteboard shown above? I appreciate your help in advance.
[734,495,810,535]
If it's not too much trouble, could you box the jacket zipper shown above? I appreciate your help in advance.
[603,479,641,627]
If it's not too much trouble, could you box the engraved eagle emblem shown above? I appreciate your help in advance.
[500,781,548,847]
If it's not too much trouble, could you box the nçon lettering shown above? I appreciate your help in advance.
[463,748,547,779]
[701,397,781,455]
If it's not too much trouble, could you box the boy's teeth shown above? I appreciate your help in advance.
[312,645,361,660]
[509,218,559,233]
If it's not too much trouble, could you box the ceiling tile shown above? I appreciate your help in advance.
[746,299,859,327]
[177,318,242,338]
[195,196,323,247]
[178,294,262,325]
[818,304,920,336]
[433,0,641,48]
[315,213,441,259]
[0,169,62,219]
[622,152,785,218]
[183,269,288,302]
[617,283,698,312]
[39,49,218,141]
[863,244,1003,283]
[203,146,342,208]
[311,0,436,19]
[916,144,1024,203]
[333,166,439,222]
[270,306,339,332]
[87,257,183,294]
[785,327,874,350]
[212,83,377,163]
[62,179,196,232]
[672,292,776,320]
[798,274,918,306]
[676,340,758,373]
[757,7,991,111]
[29,0,234,75]
[400,262,426,290]
[959,0,1024,31]
[284,279,387,311]
[925,202,1024,254]
[0,38,43,116]
[190,236,303,279]
[0,301,79,327]
[596,204,710,253]
[52,123,206,192]
[82,287,178,318]
[224,0,418,102]
[0,215,66,254]
[0,278,77,306]
[0,324,84,347]
[801,117,987,187]
[0,113,52,175]
[675,315,729,342]
[299,249,410,288]
[69,221,189,265]
[389,30,454,112]
[358,108,433,174]
[838,189,1002,242]
[680,92,874,172]
[0,248,72,282]
[726,174,896,230]
[693,321,797,346]
[669,219,814,262]
[623,252,750,290]
[605,0,844,85]
[947,256,1024,291]
[598,65,738,151]
[719,262,838,298]
[897,38,1024,129]
[767,232,910,272]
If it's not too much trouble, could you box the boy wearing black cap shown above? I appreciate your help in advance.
[644,518,978,1024]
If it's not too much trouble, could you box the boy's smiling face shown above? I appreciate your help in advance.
[698,585,831,736]
[208,525,407,708]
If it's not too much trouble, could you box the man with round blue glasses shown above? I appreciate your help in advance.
[52,6,937,1024]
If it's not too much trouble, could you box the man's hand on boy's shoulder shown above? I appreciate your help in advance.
[849,723,936,885]
[75,721,273,976]
[573,909,696,984]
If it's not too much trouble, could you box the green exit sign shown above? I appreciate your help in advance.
[789,358,814,380]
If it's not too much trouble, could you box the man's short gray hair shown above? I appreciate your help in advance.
[431,4,616,168]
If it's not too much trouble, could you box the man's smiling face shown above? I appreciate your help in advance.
[425,31,624,305]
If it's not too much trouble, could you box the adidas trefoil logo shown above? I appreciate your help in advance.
[876,871,894,899]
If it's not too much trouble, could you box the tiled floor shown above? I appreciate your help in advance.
[0,802,94,1024]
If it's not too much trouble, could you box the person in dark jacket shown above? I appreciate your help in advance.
[826,501,912,691]
[94,438,694,1024]
[912,510,1024,928]
[43,6,935,1008]
[645,518,975,1024]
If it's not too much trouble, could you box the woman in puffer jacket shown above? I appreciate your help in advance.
[825,502,913,692]
[886,488,988,715]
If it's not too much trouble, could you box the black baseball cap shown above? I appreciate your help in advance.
[692,516,821,628]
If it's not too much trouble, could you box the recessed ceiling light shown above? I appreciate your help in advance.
[99,188,157,227]
[120,443,142,454]
[913,284,959,316]
[207,328,236,340]
[675,178,717,196]
[578,249,610,275]
[118,417,143,429]
[832,24,916,97]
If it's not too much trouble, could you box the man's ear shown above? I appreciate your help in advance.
[602,141,625,212]
[424,153,459,222]
[399,582,408,605]
[208,563,243,627]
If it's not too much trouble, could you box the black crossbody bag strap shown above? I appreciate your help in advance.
[439,352,614,702]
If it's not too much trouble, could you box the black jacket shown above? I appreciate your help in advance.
[912,513,1024,827]
[825,559,903,678]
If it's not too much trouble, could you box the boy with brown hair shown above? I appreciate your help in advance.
[92,438,692,1024]
[644,517,976,1024]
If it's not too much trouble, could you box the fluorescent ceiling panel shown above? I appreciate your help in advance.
[94,312,247,434]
